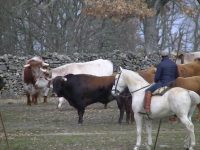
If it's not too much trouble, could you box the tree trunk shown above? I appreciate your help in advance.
[193,9,200,51]
[143,0,171,55]
[143,15,159,55]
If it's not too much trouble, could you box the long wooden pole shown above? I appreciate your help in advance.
[153,119,162,150]
[0,112,11,150]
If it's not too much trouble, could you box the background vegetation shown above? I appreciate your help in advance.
[0,0,199,55]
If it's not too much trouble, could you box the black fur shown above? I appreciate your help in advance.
[0,76,5,90]
[52,74,114,124]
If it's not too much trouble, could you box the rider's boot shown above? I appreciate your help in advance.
[144,91,152,115]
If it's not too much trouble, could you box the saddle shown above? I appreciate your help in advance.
[152,86,171,96]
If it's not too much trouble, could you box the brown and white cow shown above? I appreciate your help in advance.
[35,59,113,108]
[23,56,49,105]
[178,58,200,77]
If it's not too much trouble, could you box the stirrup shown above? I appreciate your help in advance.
[145,110,152,120]
[146,111,151,115]
[144,108,151,115]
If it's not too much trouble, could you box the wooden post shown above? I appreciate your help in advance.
[0,112,11,150]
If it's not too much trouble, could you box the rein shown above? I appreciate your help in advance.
[113,71,151,97]
[129,84,151,94]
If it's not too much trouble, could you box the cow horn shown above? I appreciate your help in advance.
[42,62,49,66]
[47,77,52,81]
[40,68,48,73]
[40,68,52,78]
[24,64,30,68]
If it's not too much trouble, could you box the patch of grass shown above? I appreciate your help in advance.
[1,97,200,150]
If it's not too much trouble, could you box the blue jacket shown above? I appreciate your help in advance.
[155,56,179,86]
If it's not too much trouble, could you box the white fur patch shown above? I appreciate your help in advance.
[62,77,67,81]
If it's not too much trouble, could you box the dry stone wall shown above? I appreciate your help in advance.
[0,51,161,98]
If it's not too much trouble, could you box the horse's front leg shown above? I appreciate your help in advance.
[145,119,153,149]
[134,113,143,150]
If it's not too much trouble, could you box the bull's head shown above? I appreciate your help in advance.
[23,56,50,89]
[24,56,49,68]
[35,67,52,89]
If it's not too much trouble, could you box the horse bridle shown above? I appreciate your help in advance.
[112,71,122,95]
[112,71,151,96]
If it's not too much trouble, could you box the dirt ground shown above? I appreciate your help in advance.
[0,97,200,150]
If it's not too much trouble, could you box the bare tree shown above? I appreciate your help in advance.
[0,0,199,55]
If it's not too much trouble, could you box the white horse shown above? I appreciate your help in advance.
[111,67,200,150]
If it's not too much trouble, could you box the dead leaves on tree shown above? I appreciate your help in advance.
[83,0,155,20]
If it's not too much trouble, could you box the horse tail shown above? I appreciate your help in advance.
[188,90,200,105]
[188,90,200,121]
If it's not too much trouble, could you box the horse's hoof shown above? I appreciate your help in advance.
[184,146,194,150]
[133,146,140,150]
[186,147,194,150]
[146,144,151,150]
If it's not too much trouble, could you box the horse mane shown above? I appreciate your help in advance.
[122,69,148,85]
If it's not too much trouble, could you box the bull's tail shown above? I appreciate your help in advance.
[188,90,200,120]
[188,90,200,105]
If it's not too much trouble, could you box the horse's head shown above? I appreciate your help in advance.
[111,67,126,96]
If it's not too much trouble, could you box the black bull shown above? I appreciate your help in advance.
[52,74,115,124]
[52,74,132,124]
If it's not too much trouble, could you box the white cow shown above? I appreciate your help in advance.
[172,51,200,64]
[49,59,113,79]
[35,59,113,108]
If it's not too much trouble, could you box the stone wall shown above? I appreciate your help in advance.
[0,51,161,98]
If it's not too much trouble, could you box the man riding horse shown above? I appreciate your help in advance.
[144,49,179,114]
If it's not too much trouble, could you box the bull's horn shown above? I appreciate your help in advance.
[42,62,49,66]
[47,77,52,81]
[24,64,30,68]
[40,68,48,73]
